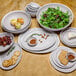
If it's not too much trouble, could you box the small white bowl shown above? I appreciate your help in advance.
[27,37,37,47]
[66,52,76,62]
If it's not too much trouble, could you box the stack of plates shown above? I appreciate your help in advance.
[1,11,31,34]
[60,28,76,47]
[18,28,60,53]
[50,46,76,73]
[25,2,40,17]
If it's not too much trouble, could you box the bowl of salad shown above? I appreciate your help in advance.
[36,3,74,31]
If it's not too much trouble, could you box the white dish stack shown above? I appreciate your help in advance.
[25,2,40,17]
[50,46,76,73]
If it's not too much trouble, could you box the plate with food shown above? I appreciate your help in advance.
[0,32,14,52]
[51,46,76,69]
[60,28,76,47]
[36,3,73,31]
[18,28,60,53]
[50,46,76,73]
[1,11,31,34]
[0,43,22,70]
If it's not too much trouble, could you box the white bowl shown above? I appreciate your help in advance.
[66,52,76,62]
[1,11,31,34]
[36,3,74,32]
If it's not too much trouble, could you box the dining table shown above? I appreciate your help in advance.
[0,0,76,76]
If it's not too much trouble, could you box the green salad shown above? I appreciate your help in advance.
[40,7,69,29]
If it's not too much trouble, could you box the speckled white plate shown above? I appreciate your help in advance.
[60,28,76,47]
[0,43,22,70]
[1,11,31,34]
[0,32,14,52]
[51,46,76,69]
[18,28,60,53]
[50,46,76,73]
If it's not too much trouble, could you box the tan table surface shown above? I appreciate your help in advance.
[0,0,76,76]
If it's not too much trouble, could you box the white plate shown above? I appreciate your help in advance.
[50,54,76,73]
[18,28,60,53]
[0,32,14,52]
[21,29,55,51]
[1,11,31,34]
[0,43,22,70]
[51,46,76,69]
[36,3,74,31]
[60,28,76,47]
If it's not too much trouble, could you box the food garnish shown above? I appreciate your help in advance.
[40,7,69,29]
[7,46,15,55]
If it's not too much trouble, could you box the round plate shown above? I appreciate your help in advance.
[50,54,76,73]
[18,28,60,53]
[51,46,76,69]
[0,32,14,52]
[1,11,31,34]
[50,46,76,73]
[60,28,76,47]
[0,43,22,70]
[21,28,55,51]
[36,3,74,31]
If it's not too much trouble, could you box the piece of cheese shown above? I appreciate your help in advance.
[68,32,76,40]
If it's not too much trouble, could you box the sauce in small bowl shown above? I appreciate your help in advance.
[66,52,76,62]
[27,37,37,47]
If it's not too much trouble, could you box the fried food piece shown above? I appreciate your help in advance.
[2,60,10,67]
[11,58,17,65]
[10,19,17,26]
[58,50,68,65]
[8,59,13,66]
[17,18,24,24]
[14,51,20,57]
[11,55,18,61]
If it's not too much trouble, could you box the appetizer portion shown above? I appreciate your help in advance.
[26,33,50,47]
[2,50,20,67]
[0,36,12,47]
[40,7,69,29]
[58,50,76,65]
[10,18,24,29]
[68,32,76,40]
[58,50,68,65]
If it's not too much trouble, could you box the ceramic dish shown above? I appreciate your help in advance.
[36,3,74,31]
[0,32,14,52]
[18,28,60,53]
[1,11,31,34]
[51,46,76,69]
[0,43,22,70]
[25,2,40,17]
[50,46,76,73]
[60,28,76,47]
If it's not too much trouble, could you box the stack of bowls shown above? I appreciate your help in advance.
[25,2,40,17]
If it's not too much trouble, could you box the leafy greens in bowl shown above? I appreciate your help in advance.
[36,3,74,31]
